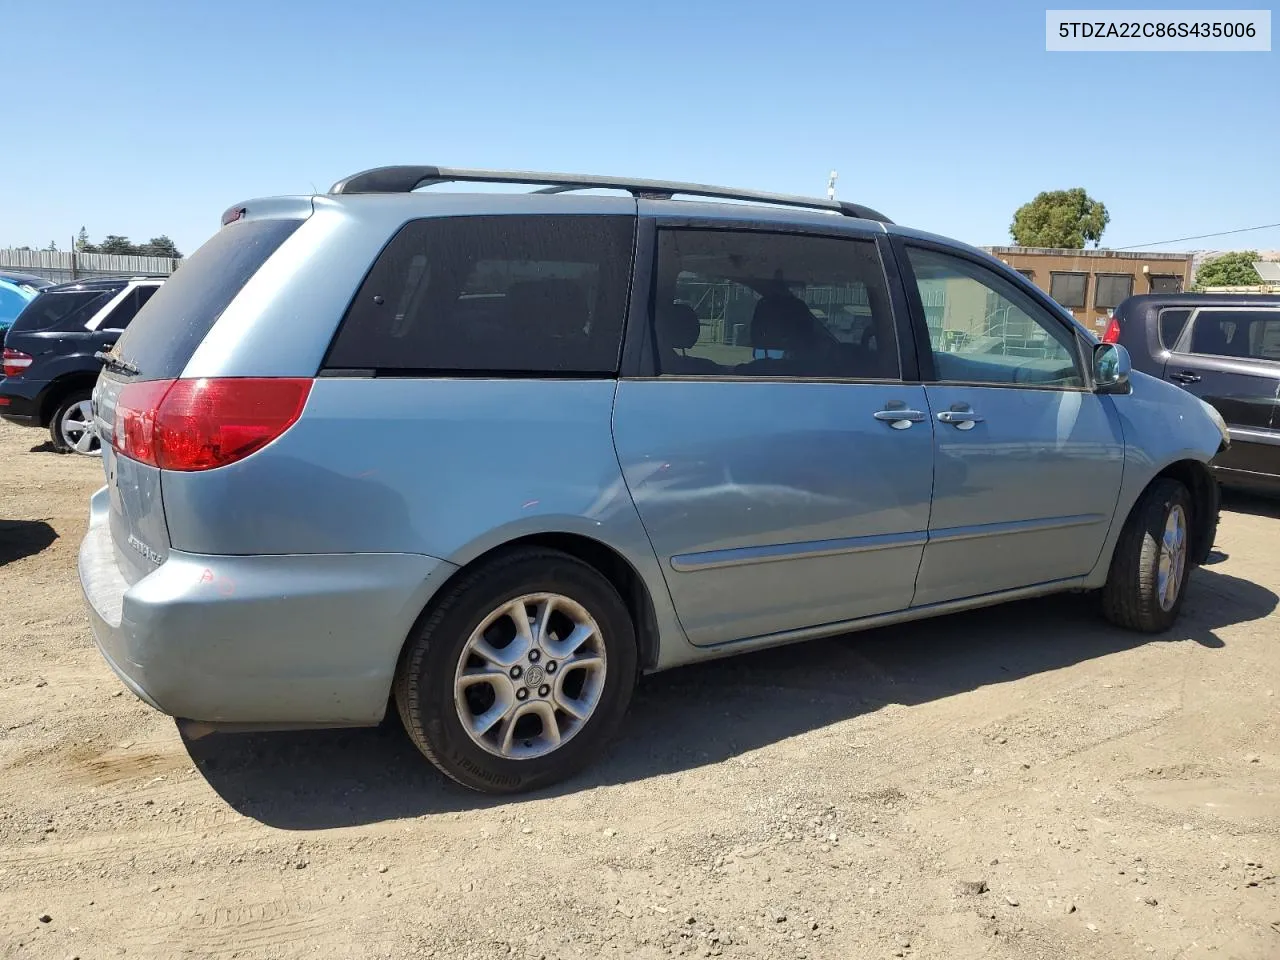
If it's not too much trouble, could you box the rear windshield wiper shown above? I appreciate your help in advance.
[94,351,140,377]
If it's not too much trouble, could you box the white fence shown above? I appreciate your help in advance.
[0,248,179,285]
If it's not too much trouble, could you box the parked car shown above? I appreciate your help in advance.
[1,275,164,453]
[1105,293,1280,493]
[80,166,1226,793]
[0,271,54,340]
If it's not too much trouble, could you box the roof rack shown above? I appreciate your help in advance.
[328,165,892,223]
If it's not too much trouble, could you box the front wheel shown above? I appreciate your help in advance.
[1102,478,1192,632]
[50,390,101,456]
[395,548,637,793]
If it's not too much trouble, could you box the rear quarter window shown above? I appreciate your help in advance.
[1158,308,1192,349]
[113,217,302,379]
[325,215,635,375]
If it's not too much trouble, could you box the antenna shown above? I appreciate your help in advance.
[827,170,838,201]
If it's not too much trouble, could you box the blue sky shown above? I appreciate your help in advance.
[1,1,1276,258]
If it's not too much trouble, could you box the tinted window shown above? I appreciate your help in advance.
[9,287,116,333]
[1095,273,1134,309]
[97,285,160,331]
[1049,272,1087,308]
[1189,310,1280,361]
[651,229,897,379]
[1150,275,1182,294]
[327,215,634,375]
[0,283,31,328]
[1158,308,1192,349]
[113,218,301,378]
[907,247,1082,388]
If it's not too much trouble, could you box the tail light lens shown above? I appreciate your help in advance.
[1102,317,1121,343]
[113,378,312,471]
[3,348,33,377]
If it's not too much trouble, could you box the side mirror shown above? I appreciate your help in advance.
[1094,342,1131,394]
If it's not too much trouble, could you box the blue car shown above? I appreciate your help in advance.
[0,271,53,341]
[79,166,1227,793]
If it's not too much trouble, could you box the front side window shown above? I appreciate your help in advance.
[1187,309,1280,361]
[1049,271,1088,308]
[1095,273,1134,309]
[906,246,1083,388]
[651,229,898,379]
[327,215,634,374]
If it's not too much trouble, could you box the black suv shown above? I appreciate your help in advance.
[1,276,165,454]
[1106,293,1280,493]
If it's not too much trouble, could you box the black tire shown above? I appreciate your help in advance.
[49,389,99,455]
[1102,478,1192,633]
[395,548,637,794]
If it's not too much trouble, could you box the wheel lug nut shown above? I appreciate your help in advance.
[510,665,522,679]
[545,661,557,674]
[538,684,550,697]
[516,688,528,701]
[529,650,541,663]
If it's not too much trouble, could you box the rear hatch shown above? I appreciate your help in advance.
[93,216,305,583]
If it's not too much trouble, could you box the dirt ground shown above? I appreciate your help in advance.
[1,418,1278,960]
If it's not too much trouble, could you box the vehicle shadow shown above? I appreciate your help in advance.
[1221,488,1280,520]
[183,565,1274,829]
[0,519,57,565]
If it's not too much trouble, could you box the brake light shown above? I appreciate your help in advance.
[113,378,312,470]
[2,348,33,377]
[1102,317,1121,344]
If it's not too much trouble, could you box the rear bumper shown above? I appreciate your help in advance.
[79,486,457,726]
[0,380,41,425]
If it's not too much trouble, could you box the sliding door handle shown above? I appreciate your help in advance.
[937,410,984,430]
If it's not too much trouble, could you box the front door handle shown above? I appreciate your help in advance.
[937,410,984,430]
[1169,371,1201,384]
[873,408,926,429]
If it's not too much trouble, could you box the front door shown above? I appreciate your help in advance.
[1163,306,1280,483]
[897,242,1125,606]
[613,226,933,647]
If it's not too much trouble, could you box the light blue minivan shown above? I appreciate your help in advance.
[80,167,1227,792]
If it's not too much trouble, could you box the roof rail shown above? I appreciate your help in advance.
[328,165,892,223]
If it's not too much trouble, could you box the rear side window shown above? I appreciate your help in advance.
[97,285,160,331]
[11,288,116,333]
[1158,308,1192,349]
[113,218,302,378]
[1188,309,1280,361]
[326,215,635,375]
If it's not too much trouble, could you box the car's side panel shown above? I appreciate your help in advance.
[159,377,692,665]
[1082,370,1223,588]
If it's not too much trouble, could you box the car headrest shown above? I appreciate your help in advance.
[656,302,701,350]
[506,280,589,339]
[751,295,814,351]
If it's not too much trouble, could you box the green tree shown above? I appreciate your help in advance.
[1010,188,1110,248]
[97,235,139,255]
[140,235,183,259]
[45,240,58,252]
[75,226,95,253]
[1193,251,1263,290]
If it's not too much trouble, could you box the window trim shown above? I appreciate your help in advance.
[1048,271,1089,309]
[1093,272,1135,311]
[1173,305,1280,360]
[620,220,912,384]
[892,237,1094,392]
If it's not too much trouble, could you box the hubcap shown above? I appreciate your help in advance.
[453,593,607,760]
[60,400,101,456]
[1157,504,1188,612]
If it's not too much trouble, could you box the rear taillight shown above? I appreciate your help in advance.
[113,377,312,471]
[1102,317,1121,343]
[2,348,33,377]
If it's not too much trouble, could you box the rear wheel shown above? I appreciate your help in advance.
[1102,478,1192,632]
[50,390,100,456]
[395,548,637,793]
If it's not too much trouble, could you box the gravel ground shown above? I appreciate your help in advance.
[1,418,1278,959]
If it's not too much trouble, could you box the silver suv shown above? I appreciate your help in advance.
[80,166,1226,793]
